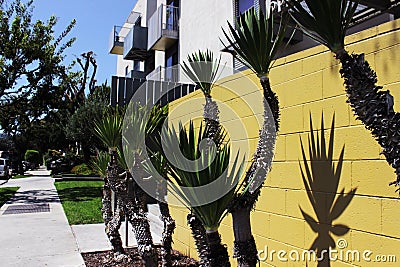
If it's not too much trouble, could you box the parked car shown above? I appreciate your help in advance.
[0,158,10,179]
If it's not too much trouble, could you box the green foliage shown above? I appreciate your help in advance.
[12,174,32,179]
[181,50,221,96]
[24,149,40,165]
[0,0,76,165]
[90,151,110,178]
[94,108,124,149]
[0,134,13,151]
[65,84,110,160]
[71,163,94,175]
[0,187,19,207]
[121,104,168,169]
[288,0,358,53]
[160,121,244,231]
[55,181,103,225]
[221,7,288,77]
[0,0,75,108]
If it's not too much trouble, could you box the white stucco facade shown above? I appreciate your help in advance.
[179,0,234,68]
[113,0,235,78]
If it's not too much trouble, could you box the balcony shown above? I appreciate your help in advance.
[110,73,195,107]
[109,26,130,55]
[146,66,179,83]
[126,70,147,79]
[123,25,149,60]
[147,4,179,51]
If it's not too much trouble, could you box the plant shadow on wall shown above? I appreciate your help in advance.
[299,114,357,267]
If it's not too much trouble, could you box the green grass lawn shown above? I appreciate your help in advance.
[55,181,103,225]
[0,187,19,207]
[12,174,32,179]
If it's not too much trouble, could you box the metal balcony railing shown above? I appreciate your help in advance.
[123,25,149,60]
[110,74,196,107]
[109,26,131,55]
[147,4,179,51]
[146,66,179,83]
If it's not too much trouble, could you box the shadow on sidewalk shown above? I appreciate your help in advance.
[8,189,60,204]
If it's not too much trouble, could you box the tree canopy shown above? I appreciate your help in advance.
[0,0,75,116]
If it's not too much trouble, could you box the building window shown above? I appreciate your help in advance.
[237,0,254,15]
[165,43,178,82]
[125,66,129,77]
[133,61,140,71]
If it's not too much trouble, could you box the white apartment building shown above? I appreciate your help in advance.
[108,0,400,106]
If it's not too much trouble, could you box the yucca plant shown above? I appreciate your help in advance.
[94,109,126,257]
[181,50,225,265]
[288,0,400,191]
[182,50,222,138]
[94,108,123,150]
[159,121,245,267]
[90,151,116,252]
[144,104,176,267]
[95,105,163,266]
[91,151,110,178]
[119,103,171,267]
[221,7,288,266]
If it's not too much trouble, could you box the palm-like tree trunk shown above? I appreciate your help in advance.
[335,50,400,189]
[103,148,125,257]
[106,197,125,257]
[187,213,211,266]
[204,95,220,140]
[230,76,279,267]
[187,94,226,266]
[206,230,231,267]
[156,176,175,267]
[127,153,158,267]
[158,201,175,267]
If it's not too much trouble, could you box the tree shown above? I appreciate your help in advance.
[0,0,75,109]
[0,0,75,171]
[288,0,400,191]
[159,121,245,267]
[221,7,288,267]
[62,51,98,112]
[181,50,223,265]
[95,106,168,266]
[65,83,109,162]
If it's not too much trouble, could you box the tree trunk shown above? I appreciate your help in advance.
[127,155,158,267]
[187,213,211,267]
[106,197,125,256]
[230,76,279,267]
[335,50,400,189]
[101,179,113,229]
[231,207,258,267]
[103,148,125,257]
[206,230,231,267]
[156,175,176,267]
[158,201,176,267]
[203,95,220,141]
[185,94,221,266]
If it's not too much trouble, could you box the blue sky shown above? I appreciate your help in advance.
[33,0,137,86]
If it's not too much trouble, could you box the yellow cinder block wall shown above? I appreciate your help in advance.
[167,19,400,266]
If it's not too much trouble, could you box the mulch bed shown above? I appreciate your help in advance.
[82,247,199,267]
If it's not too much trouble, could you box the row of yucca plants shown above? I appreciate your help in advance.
[93,1,400,266]
[174,1,400,266]
[92,105,174,267]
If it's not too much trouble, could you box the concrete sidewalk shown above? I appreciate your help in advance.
[72,204,163,253]
[0,170,85,267]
